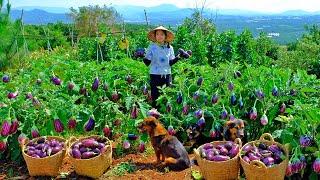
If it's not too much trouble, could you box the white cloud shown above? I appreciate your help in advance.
[9,0,320,12]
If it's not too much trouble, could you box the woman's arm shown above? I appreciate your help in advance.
[143,58,151,66]
[169,46,180,66]
[169,54,181,66]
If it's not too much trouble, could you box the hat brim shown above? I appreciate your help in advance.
[147,26,175,43]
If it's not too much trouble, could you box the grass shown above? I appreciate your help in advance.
[105,160,136,177]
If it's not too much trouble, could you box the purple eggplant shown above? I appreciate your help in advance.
[248,152,261,161]
[313,158,320,174]
[219,147,229,156]
[51,76,61,86]
[93,148,101,154]
[220,108,228,119]
[125,75,133,84]
[242,156,250,163]
[255,89,265,100]
[84,116,95,131]
[1,120,11,136]
[279,103,286,114]
[197,77,203,86]
[8,91,18,99]
[249,107,257,120]
[97,143,105,149]
[68,118,77,129]
[229,145,240,158]
[205,151,215,161]
[178,48,190,58]
[228,82,234,91]
[112,90,119,101]
[166,102,172,113]
[224,141,234,151]
[131,104,139,119]
[272,86,279,96]
[147,108,161,119]
[26,92,33,100]
[31,154,40,158]
[193,91,200,101]
[138,141,145,153]
[211,93,219,104]
[234,71,242,79]
[268,144,281,153]
[72,148,81,159]
[230,93,237,105]
[238,97,244,109]
[182,103,189,115]
[128,133,138,141]
[123,140,131,149]
[26,149,36,156]
[2,75,10,83]
[79,147,88,153]
[103,126,111,137]
[91,77,100,91]
[299,135,313,147]
[212,155,230,162]
[81,151,96,159]
[68,82,75,91]
[202,143,214,150]
[260,114,268,126]
[197,117,206,128]
[0,139,7,152]
[260,150,272,158]
[194,109,203,119]
[242,144,253,153]
[18,133,28,145]
[142,85,148,95]
[82,139,99,148]
[53,119,64,133]
[167,125,176,135]
[176,93,183,104]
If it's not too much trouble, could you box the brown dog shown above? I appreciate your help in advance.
[138,116,190,170]
[223,119,247,142]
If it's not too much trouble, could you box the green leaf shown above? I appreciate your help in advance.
[191,170,203,180]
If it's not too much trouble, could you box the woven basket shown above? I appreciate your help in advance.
[67,135,112,178]
[22,136,66,177]
[194,138,242,180]
[240,133,289,180]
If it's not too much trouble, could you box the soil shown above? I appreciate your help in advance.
[0,153,200,180]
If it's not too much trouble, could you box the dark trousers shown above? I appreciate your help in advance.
[150,74,172,108]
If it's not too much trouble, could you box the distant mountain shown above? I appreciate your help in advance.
[10,9,71,24]
[279,10,314,16]
[13,6,70,13]
[8,4,320,44]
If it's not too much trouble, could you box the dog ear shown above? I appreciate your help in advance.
[147,120,157,127]
[225,121,236,128]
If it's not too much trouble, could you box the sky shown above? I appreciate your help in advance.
[9,0,320,13]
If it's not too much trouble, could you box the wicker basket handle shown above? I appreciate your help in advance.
[68,136,78,148]
[234,138,242,148]
[250,160,267,170]
[193,148,200,157]
[259,133,274,143]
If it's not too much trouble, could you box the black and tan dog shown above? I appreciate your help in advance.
[185,119,247,151]
[223,119,247,142]
[137,116,190,171]
[184,124,223,153]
